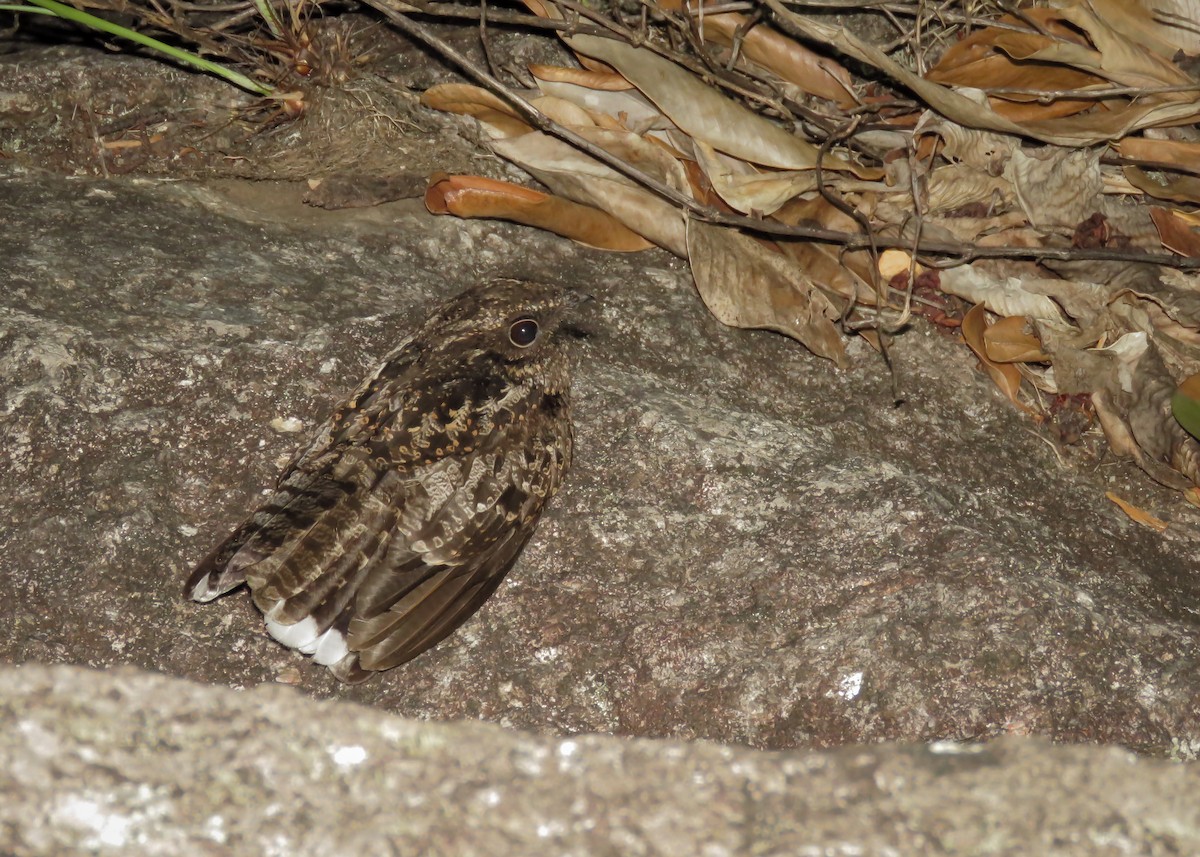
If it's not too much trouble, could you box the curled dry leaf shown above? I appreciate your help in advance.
[531,94,602,129]
[761,0,1058,142]
[1113,268,1200,330]
[1092,388,1192,489]
[563,33,873,176]
[1005,148,1103,232]
[420,83,531,138]
[534,76,670,135]
[1034,322,1100,395]
[425,173,654,252]
[1022,277,1116,333]
[916,118,1015,173]
[1050,3,1194,92]
[529,64,633,91]
[926,8,1104,121]
[695,12,858,108]
[1118,138,1200,177]
[765,0,1200,145]
[1090,0,1200,56]
[939,266,1066,322]
[687,219,847,367]
[1128,339,1181,463]
[491,130,689,255]
[983,316,1051,363]
[692,140,816,216]
[1124,167,1200,206]
[1119,337,1200,490]
[1149,207,1200,257]
[924,164,1013,214]
[961,304,1033,413]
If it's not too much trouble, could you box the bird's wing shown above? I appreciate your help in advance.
[347,423,565,671]
[186,359,568,677]
[183,344,423,604]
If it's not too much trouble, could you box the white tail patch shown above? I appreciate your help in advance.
[263,613,349,667]
[313,628,350,666]
[264,615,320,650]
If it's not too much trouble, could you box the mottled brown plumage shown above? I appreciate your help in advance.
[186,279,577,682]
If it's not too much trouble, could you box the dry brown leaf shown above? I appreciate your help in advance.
[1127,338,1186,463]
[534,77,670,135]
[962,304,1033,412]
[424,173,654,252]
[940,267,1065,322]
[698,12,857,108]
[1005,148,1103,232]
[692,140,817,215]
[939,217,1034,246]
[1025,99,1200,141]
[571,125,692,191]
[530,94,601,129]
[564,33,872,176]
[1149,207,1200,257]
[1048,326,1200,492]
[774,196,875,305]
[917,119,1015,173]
[984,316,1051,363]
[764,0,1200,144]
[1091,0,1200,56]
[1105,492,1169,532]
[1033,321,1112,396]
[490,130,689,255]
[1110,270,1200,330]
[420,84,532,138]
[687,219,847,366]
[1022,278,1120,334]
[926,9,1103,121]
[924,164,1013,214]
[932,0,1194,131]
[1124,166,1200,205]
[529,64,633,91]
[1052,3,1194,91]
[1136,299,1200,360]
[762,1,1078,141]
[1091,388,1139,446]
[1117,138,1200,177]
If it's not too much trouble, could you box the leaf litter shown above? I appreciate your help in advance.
[26,0,1200,523]
[403,0,1200,512]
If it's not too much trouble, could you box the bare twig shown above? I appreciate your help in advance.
[363,1,1200,272]
[478,0,498,79]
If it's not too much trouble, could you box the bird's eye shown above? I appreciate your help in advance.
[508,318,540,348]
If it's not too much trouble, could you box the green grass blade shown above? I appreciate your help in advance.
[251,0,284,40]
[23,0,273,96]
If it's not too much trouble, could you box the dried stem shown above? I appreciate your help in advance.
[363,1,1200,272]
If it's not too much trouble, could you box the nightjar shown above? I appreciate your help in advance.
[186,279,577,683]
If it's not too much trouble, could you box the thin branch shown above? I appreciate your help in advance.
[362,2,1200,272]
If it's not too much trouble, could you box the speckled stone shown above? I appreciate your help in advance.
[2,665,1198,856]
[2,164,1199,755]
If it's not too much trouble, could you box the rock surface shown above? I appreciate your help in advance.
[2,162,1199,755]
[2,664,1198,856]
[3,33,1200,854]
